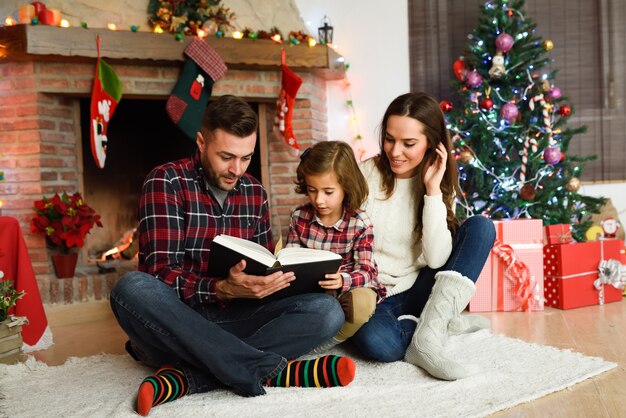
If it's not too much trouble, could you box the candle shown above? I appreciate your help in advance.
[19,4,36,23]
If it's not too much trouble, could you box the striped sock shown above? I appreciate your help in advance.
[136,366,189,416]
[265,355,356,388]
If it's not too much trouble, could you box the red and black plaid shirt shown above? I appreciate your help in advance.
[286,203,386,301]
[137,151,274,307]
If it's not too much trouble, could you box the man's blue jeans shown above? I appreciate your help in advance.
[110,272,344,397]
[350,215,496,362]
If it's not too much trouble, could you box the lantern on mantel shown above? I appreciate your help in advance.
[318,15,333,45]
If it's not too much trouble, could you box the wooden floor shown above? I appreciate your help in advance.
[30,299,626,417]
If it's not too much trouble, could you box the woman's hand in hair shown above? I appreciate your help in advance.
[423,142,447,196]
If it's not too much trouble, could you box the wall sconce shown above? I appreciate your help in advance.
[318,15,333,45]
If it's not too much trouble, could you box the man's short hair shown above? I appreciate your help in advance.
[201,95,258,137]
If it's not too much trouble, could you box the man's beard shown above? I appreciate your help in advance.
[202,160,239,191]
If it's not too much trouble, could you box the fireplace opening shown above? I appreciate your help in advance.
[79,98,262,258]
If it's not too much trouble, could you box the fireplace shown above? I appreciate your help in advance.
[0,24,344,303]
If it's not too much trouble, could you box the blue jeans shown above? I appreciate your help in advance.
[350,216,495,362]
[109,272,344,397]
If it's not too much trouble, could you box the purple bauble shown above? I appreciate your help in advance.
[495,33,515,53]
[543,147,561,165]
[548,87,562,100]
[501,102,519,122]
[465,70,483,88]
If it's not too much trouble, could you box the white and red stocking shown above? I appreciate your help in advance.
[90,35,122,169]
[274,50,302,153]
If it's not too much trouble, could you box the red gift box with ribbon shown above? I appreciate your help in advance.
[469,219,544,312]
[543,239,625,309]
[544,223,573,245]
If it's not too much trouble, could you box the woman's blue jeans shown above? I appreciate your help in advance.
[350,215,495,362]
[109,272,344,397]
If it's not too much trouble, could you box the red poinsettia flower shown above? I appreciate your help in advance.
[30,192,103,254]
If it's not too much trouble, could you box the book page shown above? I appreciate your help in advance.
[275,247,341,265]
[212,235,276,267]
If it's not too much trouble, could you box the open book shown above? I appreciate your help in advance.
[208,234,342,300]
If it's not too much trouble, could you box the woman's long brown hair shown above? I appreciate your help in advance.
[374,92,460,240]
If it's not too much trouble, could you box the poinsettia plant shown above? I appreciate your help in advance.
[30,192,103,254]
[0,271,25,322]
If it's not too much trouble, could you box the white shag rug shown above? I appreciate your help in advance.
[0,330,616,418]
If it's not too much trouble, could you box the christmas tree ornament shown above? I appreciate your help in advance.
[520,184,537,201]
[543,39,554,51]
[519,135,538,183]
[166,39,227,140]
[528,94,553,141]
[566,177,581,192]
[540,79,550,92]
[480,97,494,110]
[90,35,122,169]
[458,150,475,164]
[558,104,571,116]
[274,50,303,153]
[548,87,562,100]
[501,102,518,122]
[488,51,506,79]
[453,58,467,80]
[495,33,514,52]
[439,100,453,113]
[543,147,561,165]
[201,19,218,35]
[465,70,483,88]
[559,150,566,161]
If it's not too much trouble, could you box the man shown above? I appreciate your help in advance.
[110,95,355,416]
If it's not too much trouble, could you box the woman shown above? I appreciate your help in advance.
[352,92,495,380]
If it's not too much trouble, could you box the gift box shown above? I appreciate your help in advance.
[469,219,544,312]
[544,224,573,245]
[544,239,625,309]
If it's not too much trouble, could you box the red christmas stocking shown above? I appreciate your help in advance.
[90,35,122,169]
[166,39,227,140]
[274,50,303,152]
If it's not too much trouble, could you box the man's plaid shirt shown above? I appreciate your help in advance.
[137,151,274,307]
[286,203,386,301]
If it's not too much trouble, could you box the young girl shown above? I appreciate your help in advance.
[286,140,386,352]
[351,92,495,380]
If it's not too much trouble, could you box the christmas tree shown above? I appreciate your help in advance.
[445,0,604,241]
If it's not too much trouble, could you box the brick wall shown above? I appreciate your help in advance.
[0,59,328,303]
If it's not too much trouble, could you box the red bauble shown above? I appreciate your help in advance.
[520,184,537,201]
[558,104,571,117]
[453,59,466,80]
[480,98,494,110]
[560,151,566,162]
[439,100,453,113]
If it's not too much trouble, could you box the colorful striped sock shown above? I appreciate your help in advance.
[265,355,356,388]
[136,366,189,416]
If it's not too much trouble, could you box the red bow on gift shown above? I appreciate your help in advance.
[491,239,537,312]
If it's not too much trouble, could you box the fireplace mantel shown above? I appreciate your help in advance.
[0,24,345,80]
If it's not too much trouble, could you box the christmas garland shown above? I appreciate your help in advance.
[147,0,315,44]
[148,0,235,36]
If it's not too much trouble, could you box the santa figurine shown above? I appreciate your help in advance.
[600,217,620,238]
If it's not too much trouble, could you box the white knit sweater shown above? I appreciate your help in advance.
[359,159,453,296]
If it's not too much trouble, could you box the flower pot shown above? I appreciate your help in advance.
[51,253,78,278]
[0,319,23,365]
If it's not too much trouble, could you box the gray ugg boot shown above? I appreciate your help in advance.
[404,271,476,380]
